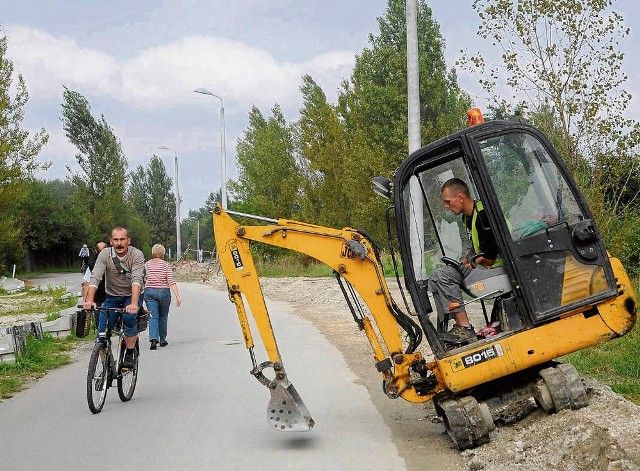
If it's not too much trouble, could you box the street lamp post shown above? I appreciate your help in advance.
[194,87,227,209]
[157,146,182,261]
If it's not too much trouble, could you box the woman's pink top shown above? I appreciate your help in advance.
[144,258,176,289]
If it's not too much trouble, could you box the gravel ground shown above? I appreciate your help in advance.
[203,268,640,471]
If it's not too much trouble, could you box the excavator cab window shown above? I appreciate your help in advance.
[475,130,617,322]
[396,123,618,341]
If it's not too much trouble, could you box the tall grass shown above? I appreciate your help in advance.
[254,251,404,278]
[564,319,640,404]
[561,277,640,404]
[0,334,74,399]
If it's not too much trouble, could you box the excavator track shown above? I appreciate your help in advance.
[435,395,494,450]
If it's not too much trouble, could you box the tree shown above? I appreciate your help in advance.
[339,0,471,172]
[129,156,176,251]
[231,104,300,219]
[296,75,351,228]
[458,0,640,234]
[19,179,85,270]
[61,87,129,239]
[294,75,389,240]
[0,32,49,272]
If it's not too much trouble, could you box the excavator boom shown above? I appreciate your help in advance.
[213,206,440,422]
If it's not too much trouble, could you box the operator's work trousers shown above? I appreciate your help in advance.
[427,264,465,324]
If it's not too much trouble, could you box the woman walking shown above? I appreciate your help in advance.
[144,244,181,350]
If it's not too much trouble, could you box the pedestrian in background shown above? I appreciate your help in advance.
[79,243,90,272]
[82,241,107,304]
[144,243,181,350]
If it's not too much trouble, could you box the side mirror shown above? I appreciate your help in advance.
[372,176,392,200]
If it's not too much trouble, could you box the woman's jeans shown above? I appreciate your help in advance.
[144,288,171,343]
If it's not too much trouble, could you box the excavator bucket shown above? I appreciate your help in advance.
[266,376,315,432]
[251,360,315,431]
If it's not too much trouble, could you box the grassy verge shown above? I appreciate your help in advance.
[0,334,77,399]
[563,277,640,404]
[254,251,403,278]
[564,321,640,404]
[0,285,79,399]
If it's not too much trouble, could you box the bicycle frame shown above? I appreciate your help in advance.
[86,307,139,413]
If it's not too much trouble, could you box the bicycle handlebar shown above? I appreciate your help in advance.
[77,306,125,313]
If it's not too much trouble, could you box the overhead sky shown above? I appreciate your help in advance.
[3,0,640,214]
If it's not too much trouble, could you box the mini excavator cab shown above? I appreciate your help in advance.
[395,115,626,356]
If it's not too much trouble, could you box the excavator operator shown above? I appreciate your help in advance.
[428,177,501,345]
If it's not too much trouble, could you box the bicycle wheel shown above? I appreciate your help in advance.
[118,342,139,401]
[87,341,109,413]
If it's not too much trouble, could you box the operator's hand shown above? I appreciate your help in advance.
[125,303,140,314]
[83,301,96,310]
[475,256,496,268]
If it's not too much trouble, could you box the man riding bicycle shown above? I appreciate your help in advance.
[83,227,145,369]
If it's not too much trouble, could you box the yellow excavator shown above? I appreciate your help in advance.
[212,110,637,449]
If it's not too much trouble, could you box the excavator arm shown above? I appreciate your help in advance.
[213,206,445,431]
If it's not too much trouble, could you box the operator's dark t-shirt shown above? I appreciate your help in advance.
[88,257,107,303]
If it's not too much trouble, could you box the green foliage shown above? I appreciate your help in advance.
[0,334,73,399]
[601,213,640,280]
[0,32,49,273]
[339,0,470,170]
[294,75,392,244]
[183,195,216,259]
[255,253,334,278]
[296,75,352,228]
[231,104,300,219]
[229,1,470,248]
[0,285,76,318]
[128,156,176,254]
[61,87,130,237]
[459,0,640,243]
[18,179,86,270]
[565,323,640,403]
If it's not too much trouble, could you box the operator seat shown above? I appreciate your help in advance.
[438,256,514,334]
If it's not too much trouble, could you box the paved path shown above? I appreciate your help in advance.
[0,281,406,471]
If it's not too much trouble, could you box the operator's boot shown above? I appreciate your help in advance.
[440,324,478,347]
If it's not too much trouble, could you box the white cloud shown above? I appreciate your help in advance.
[5,25,119,99]
[5,26,356,112]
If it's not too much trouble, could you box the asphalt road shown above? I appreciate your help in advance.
[0,279,407,471]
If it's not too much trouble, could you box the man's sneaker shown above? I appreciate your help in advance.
[121,354,135,370]
[150,340,158,350]
[441,324,478,345]
[159,341,168,347]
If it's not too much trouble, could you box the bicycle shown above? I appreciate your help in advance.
[84,307,141,413]
[80,258,88,274]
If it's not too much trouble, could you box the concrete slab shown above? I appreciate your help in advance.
[0,276,25,293]
[0,333,17,363]
[42,315,73,338]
